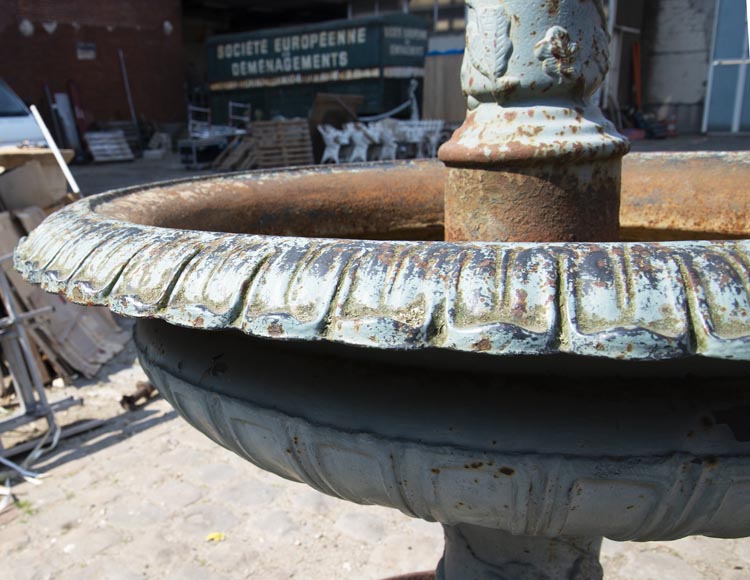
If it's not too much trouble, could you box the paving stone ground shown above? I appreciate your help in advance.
[1,345,750,579]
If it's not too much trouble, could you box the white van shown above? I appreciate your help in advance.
[0,79,45,147]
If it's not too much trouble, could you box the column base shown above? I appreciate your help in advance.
[444,162,621,243]
[436,524,603,580]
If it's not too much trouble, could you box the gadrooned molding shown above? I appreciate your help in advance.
[13,166,750,362]
[140,343,750,542]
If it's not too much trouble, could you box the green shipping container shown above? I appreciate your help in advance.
[206,13,429,122]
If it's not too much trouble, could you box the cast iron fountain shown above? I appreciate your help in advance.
[15,1,750,578]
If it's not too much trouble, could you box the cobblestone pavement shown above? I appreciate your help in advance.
[1,351,750,580]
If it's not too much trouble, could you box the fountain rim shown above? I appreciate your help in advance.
[14,159,750,362]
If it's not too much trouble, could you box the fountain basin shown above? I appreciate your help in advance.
[15,0,750,572]
[14,155,750,361]
[136,317,750,543]
[13,153,750,578]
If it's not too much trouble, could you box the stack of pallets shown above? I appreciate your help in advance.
[251,120,314,169]
[84,130,135,163]
[213,120,314,172]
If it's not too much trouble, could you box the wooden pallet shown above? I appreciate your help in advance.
[212,121,313,171]
[213,136,257,171]
[248,120,314,169]
[84,130,135,163]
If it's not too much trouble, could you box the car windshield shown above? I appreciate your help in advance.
[0,80,30,116]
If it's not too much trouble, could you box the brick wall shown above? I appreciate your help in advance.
[0,0,186,124]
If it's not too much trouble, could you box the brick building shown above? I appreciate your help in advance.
[0,0,185,124]
[1,1,746,134]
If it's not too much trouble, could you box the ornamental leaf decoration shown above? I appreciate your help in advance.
[534,26,581,84]
[466,0,513,82]
[591,22,610,79]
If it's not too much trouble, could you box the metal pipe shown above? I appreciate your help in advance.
[439,0,628,242]
[29,105,80,196]
[118,49,139,136]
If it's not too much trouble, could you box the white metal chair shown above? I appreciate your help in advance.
[344,123,377,163]
[317,124,349,164]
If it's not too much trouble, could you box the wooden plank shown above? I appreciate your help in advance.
[211,136,240,169]
[216,137,257,171]
[0,210,129,378]
[13,206,47,233]
[0,212,54,384]
[0,147,74,171]
[0,161,69,210]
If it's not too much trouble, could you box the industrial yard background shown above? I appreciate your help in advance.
[0,0,749,579]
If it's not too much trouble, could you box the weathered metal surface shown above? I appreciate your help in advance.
[93,161,445,240]
[439,0,625,165]
[13,162,750,362]
[438,0,628,243]
[9,1,750,576]
[444,161,620,242]
[438,106,629,167]
[438,527,602,580]
[621,151,750,240]
[135,318,750,542]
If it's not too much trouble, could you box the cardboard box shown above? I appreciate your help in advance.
[0,159,68,210]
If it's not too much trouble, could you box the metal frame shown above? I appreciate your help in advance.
[227,101,251,129]
[702,0,750,134]
[0,263,81,466]
[187,104,212,138]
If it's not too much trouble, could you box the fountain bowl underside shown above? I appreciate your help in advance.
[137,317,750,541]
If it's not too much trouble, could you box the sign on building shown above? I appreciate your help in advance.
[207,14,428,92]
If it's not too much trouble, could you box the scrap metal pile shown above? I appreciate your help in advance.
[0,147,129,464]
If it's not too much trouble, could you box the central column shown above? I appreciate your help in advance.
[436,524,603,580]
[439,0,628,242]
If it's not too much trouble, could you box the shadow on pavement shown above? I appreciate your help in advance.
[31,405,177,474]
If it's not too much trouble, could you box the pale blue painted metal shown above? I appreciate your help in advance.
[13,162,750,362]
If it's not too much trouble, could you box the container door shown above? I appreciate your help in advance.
[703,0,750,133]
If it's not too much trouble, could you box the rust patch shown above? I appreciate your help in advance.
[444,164,620,242]
[512,289,528,316]
[472,337,492,351]
[621,153,750,239]
[96,162,445,242]
[267,321,284,336]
